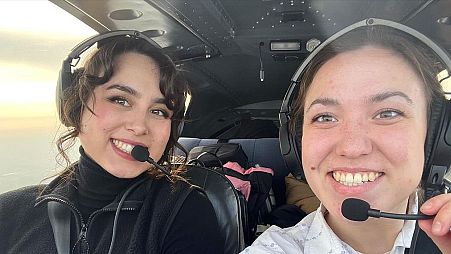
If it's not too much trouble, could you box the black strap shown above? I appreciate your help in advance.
[407,223,442,254]
[48,201,71,254]
[160,185,195,244]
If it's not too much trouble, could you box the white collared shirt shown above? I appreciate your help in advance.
[241,194,418,254]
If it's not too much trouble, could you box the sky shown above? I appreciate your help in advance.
[0,0,97,192]
[0,0,97,123]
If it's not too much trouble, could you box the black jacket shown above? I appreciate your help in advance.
[0,169,223,254]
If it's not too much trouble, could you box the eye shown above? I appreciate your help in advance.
[374,109,404,119]
[108,96,130,107]
[150,109,170,119]
[312,114,337,123]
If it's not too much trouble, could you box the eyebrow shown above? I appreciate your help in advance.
[306,91,413,112]
[106,84,138,96]
[306,97,339,112]
[367,91,413,104]
[106,84,167,104]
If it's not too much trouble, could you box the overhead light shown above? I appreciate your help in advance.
[270,41,301,51]
[437,16,451,25]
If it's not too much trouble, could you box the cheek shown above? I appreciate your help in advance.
[150,122,172,155]
[160,124,172,142]
[380,125,425,158]
[82,103,117,131]
[378,132,410,161]
[376,126,425,179]
[301,129,334,169]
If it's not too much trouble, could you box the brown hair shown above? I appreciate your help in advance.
[56,36,190,179]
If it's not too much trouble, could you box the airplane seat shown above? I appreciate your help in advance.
[183,165,246,254]
[176,137,290,207]
[174,137,218,157]
[228,138,290,207]
[176,137,291,246]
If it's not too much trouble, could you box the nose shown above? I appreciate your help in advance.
[125,111,149,135]
[334,121,372,158]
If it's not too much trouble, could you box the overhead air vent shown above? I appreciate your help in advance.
[109,9,142,20]
[142,30,165,38]
[272,54,301,62]
[281,11,305,23]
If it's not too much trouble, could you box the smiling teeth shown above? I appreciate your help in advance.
[332,171,382,186]
[112,139,133,154]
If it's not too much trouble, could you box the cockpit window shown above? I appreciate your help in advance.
[0,1,97,193]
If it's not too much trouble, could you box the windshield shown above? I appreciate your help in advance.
[0,1,96,193]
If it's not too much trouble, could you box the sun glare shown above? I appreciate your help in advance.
[0,1,97,121]
[0,1,95,36]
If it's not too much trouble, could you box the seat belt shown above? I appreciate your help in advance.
[48,201,71,254]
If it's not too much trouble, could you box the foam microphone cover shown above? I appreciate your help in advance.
[341,198,370,221]
[131,145,149,162]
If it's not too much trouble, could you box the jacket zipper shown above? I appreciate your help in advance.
[39,196,138,253]
[40,196,85,225]
[37,196,89,253]
[86,207,137,226]
[78,224,88,254]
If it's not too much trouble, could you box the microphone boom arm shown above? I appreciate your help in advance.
[146,157,171,176]
[368,209,434,220]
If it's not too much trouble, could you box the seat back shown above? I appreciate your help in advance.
[226,138,290,207]
[177,137,290,207]
[184,165,246,254]
[175,137,218,156]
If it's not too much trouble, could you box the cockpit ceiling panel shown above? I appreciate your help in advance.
[50,0,209,54]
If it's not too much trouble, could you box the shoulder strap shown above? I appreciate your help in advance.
[408,223,442,254]
[160,183,196,243]
[48,201,71,254]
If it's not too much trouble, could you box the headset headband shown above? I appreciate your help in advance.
[59,30,160,92]
[281,18,451,113]
[57,30,162,127]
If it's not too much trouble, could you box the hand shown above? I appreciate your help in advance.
[418,193,451,253]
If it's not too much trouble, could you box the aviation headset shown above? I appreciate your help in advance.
[279,18,451,197]
[56,30,186,137]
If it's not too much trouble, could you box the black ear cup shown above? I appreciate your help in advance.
[279,18,451,185]
[279,117,303,178]
[424,99,451,199]
[424,98,446,179]
[292,116,303,179]
[56,62,74,127]
[56,30,159,127]
[279,80,304,178]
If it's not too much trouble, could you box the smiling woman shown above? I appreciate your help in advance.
[0,25,225,254]
[0,1,97,193]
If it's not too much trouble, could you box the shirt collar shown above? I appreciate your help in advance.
[393,192,418,250]
[305,193,418,254]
